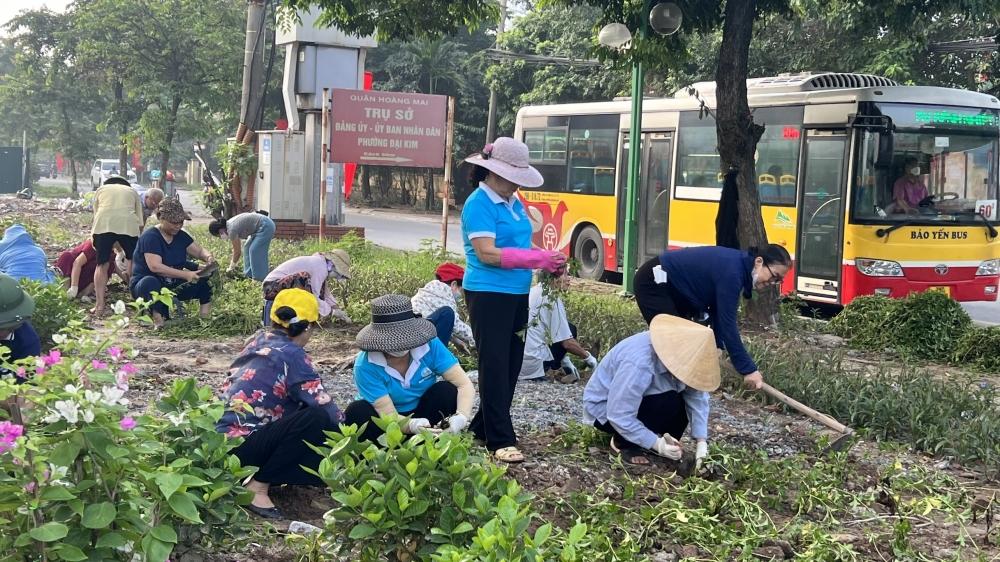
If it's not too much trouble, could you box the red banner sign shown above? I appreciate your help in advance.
[330,88,448,169]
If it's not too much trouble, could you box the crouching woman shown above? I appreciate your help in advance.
[583,314,720,467]
[216,288,344,519]
[344,294,474,441]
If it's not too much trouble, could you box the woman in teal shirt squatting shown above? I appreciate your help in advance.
[461,137,566,463]
[345,294,474,441]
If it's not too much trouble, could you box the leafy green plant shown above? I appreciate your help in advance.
[309,418,534,562]
[19,279,87,351]
[0,308,253,560]
[747,339,1000,472]
[562,291,645,358]
[953,326,1000,372]
[892,290,971,360]
[828,295,901,350]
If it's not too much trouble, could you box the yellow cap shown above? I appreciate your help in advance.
[270,288,320,327]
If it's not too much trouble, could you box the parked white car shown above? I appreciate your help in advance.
[90,159,137,190]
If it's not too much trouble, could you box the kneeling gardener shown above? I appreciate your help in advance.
[583,314,719,467]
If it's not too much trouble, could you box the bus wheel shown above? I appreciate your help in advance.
[574,226,605,281]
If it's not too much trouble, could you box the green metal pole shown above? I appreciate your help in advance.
[621,1,650,294]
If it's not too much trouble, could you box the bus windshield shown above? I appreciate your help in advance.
[852,103,999,226]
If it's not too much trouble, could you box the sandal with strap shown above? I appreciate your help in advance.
[492,446,525,464]
[610,436,651,466]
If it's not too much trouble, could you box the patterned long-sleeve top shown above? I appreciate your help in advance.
[216,329,344,437]
[410,280,474,346]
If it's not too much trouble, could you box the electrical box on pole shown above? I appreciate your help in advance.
[275,7,376,227]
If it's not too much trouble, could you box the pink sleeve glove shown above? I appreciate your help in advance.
[499,248,567,273]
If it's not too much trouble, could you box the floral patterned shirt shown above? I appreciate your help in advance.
[216,330,344,437]
[411,280,474,346]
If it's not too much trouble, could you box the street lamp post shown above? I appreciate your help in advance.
[600,2,681,294]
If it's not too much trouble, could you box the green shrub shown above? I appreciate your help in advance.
[563,292,645,357]
[892,290,971,360]
[0,322,252,560]
[310,418,536,562]
[828,295,901,350]
[19,279,87,351]
[953,326,1000,372]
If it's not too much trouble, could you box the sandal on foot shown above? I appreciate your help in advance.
[492,446,525,464]
[610,436,650,466]
[246,504,284,519]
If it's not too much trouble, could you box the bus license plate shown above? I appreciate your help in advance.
[929,286,951,296]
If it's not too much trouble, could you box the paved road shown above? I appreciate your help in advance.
[344,208,463,253]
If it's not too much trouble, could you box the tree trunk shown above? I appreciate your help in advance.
[69,157,78,195]
[158,93,183,186]
[59,104,77,195]
[425,170,434,211]
[361,165,371,201]
[115,80,129,174]
[715,0,773,326]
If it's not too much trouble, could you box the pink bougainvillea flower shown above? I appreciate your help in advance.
[119,417,137,431]
[91,360,108,370]
[35,366,46,377]
[107,346,123,360]
[41,350,61,367]
[23,481,36,494]
[0,421,24,453]
[119,363,138,376]
[115,372,130,390]
[15,367,26,379]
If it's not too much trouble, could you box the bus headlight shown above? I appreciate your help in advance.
[856,258,903,277]
[976,259,999,276]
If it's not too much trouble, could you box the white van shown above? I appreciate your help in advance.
[90,159,138,190]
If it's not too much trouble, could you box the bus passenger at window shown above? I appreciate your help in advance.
[632,244,792,392]
[892,157,928,214]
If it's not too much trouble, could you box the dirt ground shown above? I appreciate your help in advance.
[5,196,999,560]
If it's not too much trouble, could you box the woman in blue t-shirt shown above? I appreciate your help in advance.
[460,137,566,464]
[344,294,474,443]
[130,198,215,328]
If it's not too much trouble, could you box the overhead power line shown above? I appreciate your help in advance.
[928,36,998,54]
[484,48,603,67]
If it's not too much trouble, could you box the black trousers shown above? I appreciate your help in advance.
[593,390,689,451]
[633,257,699,325]
[343,381,458,443]
[464,289,529,451]
[232,407,338,486]
[543,322,577,371]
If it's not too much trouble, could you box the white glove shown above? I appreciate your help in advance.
[404,417,431,434]
[66,286,79,299]
[560,356,580,378]
[695,439,708,470]
[445,413,468,434]
[650,434,683,460]
[583,354,598,370]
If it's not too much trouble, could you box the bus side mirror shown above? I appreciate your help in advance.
[874,132,894,168]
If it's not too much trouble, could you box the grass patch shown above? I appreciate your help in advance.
[746,338,1000,474]
[33,182,73,198]
[545,434,984,560]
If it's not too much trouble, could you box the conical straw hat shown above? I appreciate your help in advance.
[649,314,721,392]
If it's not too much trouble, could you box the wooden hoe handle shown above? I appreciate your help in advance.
[760,383,852,435]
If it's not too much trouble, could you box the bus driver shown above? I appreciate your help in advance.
[892,156,928,214]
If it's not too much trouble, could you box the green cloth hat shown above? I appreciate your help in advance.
[0,274,34,329]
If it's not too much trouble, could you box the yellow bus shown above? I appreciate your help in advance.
[513,72,1000,305]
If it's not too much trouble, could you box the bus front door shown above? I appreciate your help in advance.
[616,132,673,269]
[638,133,673,264]
[795,130,847,303]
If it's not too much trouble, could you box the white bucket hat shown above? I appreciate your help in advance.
[649,314,722,392]
[464,137,544,188]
